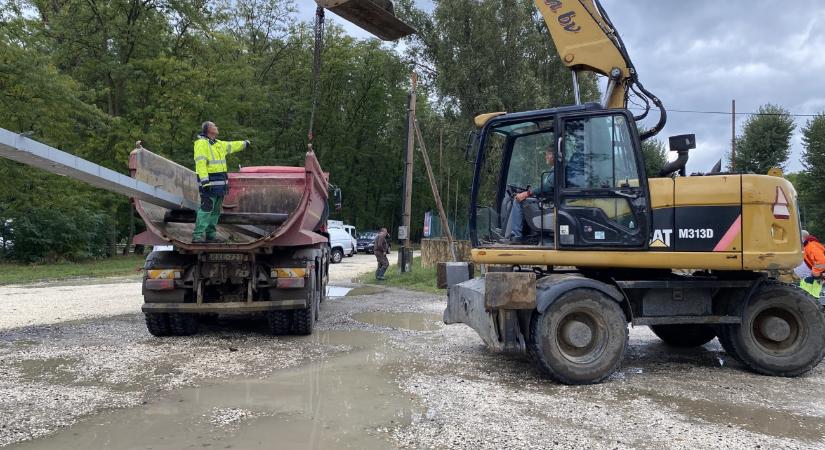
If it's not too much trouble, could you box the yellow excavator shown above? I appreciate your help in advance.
[443,0,825,384]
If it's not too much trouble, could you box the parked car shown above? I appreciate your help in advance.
[356,230,391,254]
[329,227,356,263]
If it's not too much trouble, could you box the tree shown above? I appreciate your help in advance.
[730,104,795,173]
[799,113,825,236]
[641,138,668,178]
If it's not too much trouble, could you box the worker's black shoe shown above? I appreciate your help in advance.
[206,236,226,243]
[192,237,207,244]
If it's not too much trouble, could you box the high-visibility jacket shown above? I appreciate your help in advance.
[804,239,825,277]
[193,136,248,184]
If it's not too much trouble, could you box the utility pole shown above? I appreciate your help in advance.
[731,99,736,170]
[399,72,417,273]
[413,118,457,261]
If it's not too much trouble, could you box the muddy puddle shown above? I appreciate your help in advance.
[639,390,825,442]
[352,311,443,332]
[15,330,415,449]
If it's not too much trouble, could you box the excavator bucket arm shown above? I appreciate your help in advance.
[315,0,416,41]
[534,0,629,108]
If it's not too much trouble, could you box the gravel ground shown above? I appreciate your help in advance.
[0,252,382,331]
[1,273,824,448]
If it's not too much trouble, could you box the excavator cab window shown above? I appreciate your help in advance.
[471,118,556,247]
[556,112,651,249]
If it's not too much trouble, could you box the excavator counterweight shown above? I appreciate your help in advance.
[315,0,415,41]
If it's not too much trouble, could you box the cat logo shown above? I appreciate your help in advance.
[649,229,673,248]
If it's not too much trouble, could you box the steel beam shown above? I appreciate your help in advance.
[0,127,198,211]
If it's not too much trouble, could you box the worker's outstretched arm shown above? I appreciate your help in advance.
[194,140,210,183]
[225,140,250,155]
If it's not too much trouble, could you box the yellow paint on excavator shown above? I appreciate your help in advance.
[315,0,416,41]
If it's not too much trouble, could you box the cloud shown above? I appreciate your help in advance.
[302,0,824,173]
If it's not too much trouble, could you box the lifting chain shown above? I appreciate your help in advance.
[307,6,325,152]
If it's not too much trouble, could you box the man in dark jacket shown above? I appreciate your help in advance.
[374,227,390,280]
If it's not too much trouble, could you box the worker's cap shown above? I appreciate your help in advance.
[802,230,810,241]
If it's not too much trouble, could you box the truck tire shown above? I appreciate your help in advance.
[294,274,318,335]
[650,324,716,348]
[331,248,344,264]
[144,313,171,336]
[293,305,314,335]
[267,311,292,335]
[169,313,199,336]
[724,284,825,377]
[528,288,628,385]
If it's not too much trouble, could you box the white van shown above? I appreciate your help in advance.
[328,227,356,263]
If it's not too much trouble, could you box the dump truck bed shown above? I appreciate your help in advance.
[129,148,329,252]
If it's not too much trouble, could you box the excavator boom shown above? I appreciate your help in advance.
[534,0,666,139]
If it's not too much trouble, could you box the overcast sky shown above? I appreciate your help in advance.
[299,0,825,173]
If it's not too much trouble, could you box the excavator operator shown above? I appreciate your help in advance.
[506,145,555,243]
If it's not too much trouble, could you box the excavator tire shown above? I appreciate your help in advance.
[716,325,742,362]
[650,324,716,348]
[144,313,172,337]
[528,288,628,385]
[267,311,292,335]
[724,283,825,377]
[169,313,199,336]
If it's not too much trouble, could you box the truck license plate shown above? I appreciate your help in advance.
[208,253,246,262]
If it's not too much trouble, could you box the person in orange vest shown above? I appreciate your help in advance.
[800,230,825,300]
[803,231,825,278]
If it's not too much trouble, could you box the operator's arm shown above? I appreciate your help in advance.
[224,140,250,155]
[194,140,210,184]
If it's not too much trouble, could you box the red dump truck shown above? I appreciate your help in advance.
[129,147,333,337]
[0,127,335,338]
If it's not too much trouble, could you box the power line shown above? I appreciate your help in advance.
[627,106,820,118]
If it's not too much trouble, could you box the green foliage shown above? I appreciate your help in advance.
[363,257,442,293]
[799,114,825,236]
[0,255,144,285]
[0,0,593,260]
[730,104,795,174]
[641,137,668,178]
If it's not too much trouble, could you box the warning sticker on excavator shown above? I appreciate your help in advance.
[559,225,570,235]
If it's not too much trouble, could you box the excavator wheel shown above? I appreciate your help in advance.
[649,324,716,348]
[723,284,825,376]
[528,288,628,385]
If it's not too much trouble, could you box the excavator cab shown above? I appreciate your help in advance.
[470,104,651,250]
[315,0,415,41]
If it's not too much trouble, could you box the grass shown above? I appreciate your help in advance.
[360,257,444,294]
[0,254,146,285]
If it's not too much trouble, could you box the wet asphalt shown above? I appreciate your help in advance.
[1,283,824,449]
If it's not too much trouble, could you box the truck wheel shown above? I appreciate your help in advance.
[267,311,292,335]
[144,313,171,337]
[331,248,344,264]
[650,324,716,348]
[725,284,825,376]
[169,313,199,336]
[528,289,628,385]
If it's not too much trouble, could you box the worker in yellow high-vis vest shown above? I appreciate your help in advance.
[192,121,250,243]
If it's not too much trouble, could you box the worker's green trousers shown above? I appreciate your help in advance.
[192,195,224,240]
